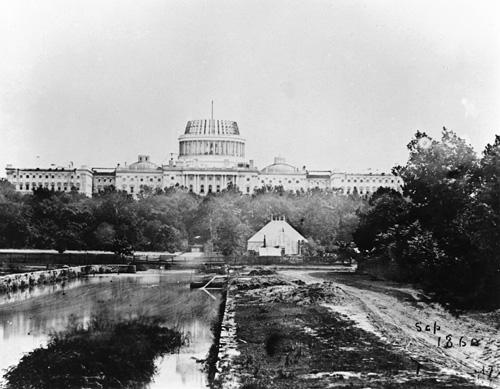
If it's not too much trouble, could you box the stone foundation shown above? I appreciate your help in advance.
[0,264,135,294]
[214,285,240,389]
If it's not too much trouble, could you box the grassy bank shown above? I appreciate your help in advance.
[3,315,184,389]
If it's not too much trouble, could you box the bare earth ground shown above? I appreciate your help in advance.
[216,269,500,388]
[278,270,500,388]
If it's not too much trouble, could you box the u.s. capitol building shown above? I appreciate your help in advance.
[6,118,403,197]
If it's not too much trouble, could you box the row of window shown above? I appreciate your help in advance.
[94,175,250,184]
[119,186,136,193]
[18,183,80,190]
[261,179,303,184]
[118,177,162,183]
[343,185,401,195]
[13,174,80,180]
[190,184,251,194]
[118,182,163,192]
[187,175,234,181]
[114,182,401,196]
[342,178,398,184]
[195,184,221,194]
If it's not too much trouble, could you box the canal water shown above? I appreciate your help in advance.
[0,270,220,388]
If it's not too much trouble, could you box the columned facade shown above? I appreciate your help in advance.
[167,170,249,195]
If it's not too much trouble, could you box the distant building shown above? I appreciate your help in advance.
[259,157,308,192]
[5,117,403,197]
[190,244,203,253]
[92,168,116,194]
[247,216,307,256]
[115,155,164,196]
[5,164,93,197]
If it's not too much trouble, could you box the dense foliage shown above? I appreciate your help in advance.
[354,129,500,309]
[3,315,184,388]
[0,181,365,257]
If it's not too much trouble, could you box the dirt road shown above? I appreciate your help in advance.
[278,269,500,388]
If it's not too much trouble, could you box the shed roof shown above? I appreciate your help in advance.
[248,218,307,243]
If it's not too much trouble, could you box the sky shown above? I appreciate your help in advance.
[1,0,499,176]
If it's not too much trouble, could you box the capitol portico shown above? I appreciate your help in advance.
[5,117,403,197]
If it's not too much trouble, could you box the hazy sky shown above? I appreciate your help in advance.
[1,0,499,175]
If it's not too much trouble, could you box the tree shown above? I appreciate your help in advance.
[455,135,500,307]
[213,216,250,257]
[301,238,324,257]
[93,222,116,250]
[463,135,500,255]
[0,180,28,248]
[394,128,479,256]
[112,238,134,258]
[92,191,138,254]
[353,188,409,252]
[355,129,500,308]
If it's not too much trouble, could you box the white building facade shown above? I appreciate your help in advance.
[5,165,93,197]
[5,118,403,197]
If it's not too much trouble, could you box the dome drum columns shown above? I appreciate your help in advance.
[179,139,245,157]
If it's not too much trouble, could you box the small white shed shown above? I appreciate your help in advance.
[247,216,307,255]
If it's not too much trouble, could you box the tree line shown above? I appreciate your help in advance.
[354,129,500,309]
[0,181,365,257]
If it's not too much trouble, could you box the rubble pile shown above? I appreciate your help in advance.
[234,276,288,290]
[245,281,348,306]
[247,268,277,276]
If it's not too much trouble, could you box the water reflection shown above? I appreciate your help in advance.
[0,270,220,389]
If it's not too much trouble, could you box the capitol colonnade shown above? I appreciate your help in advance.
[180,172,239,194]
[179,139,245,158]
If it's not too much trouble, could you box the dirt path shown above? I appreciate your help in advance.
[278,269,500,388]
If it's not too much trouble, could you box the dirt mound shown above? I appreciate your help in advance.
[247,268,277,276]
[234,276,287,290]
[245,282,349,306]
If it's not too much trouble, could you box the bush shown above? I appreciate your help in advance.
[3,315,184,389]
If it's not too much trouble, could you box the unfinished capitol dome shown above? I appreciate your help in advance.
[178,119,246,168]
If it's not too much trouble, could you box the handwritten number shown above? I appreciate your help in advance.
[459,336,466,347]
[444,334,453,348]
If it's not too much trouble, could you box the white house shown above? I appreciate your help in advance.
[247,216,307,256]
